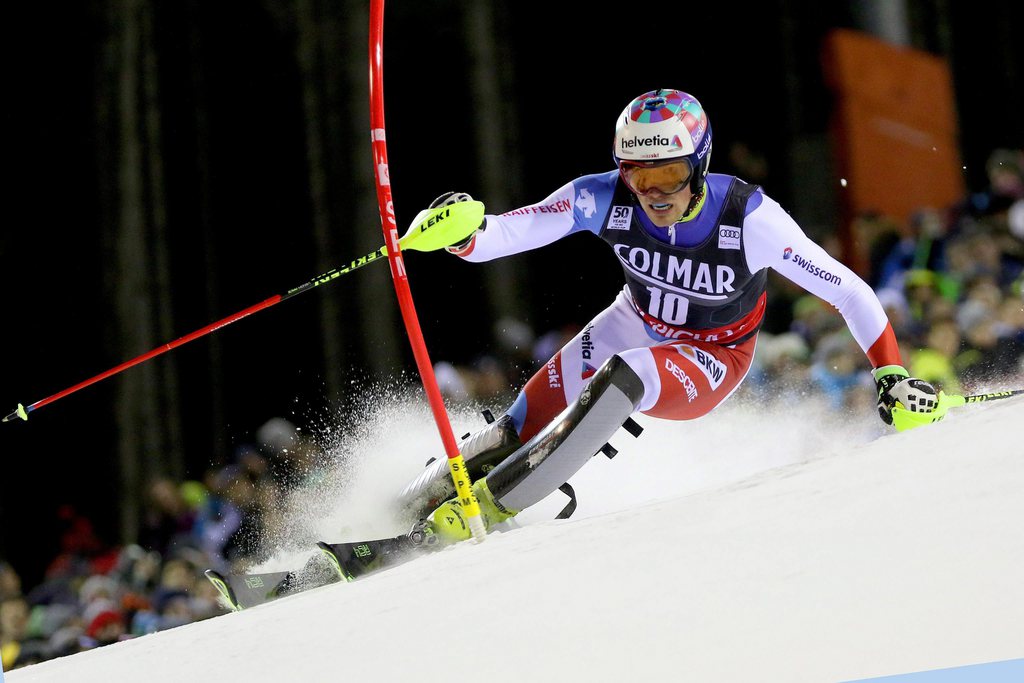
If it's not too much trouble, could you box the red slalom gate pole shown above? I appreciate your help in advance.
[368,0,485,541]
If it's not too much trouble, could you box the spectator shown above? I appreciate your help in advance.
[872,208,949,292]
[957,309,1005,388]
[47,624,84,659]
[789,294,844,349]
[0,562,22,601]
[434,354,513,405]
[193,468,245,569]
[902,269,957,336]
[154,590,194,631]
[745,331,811,404]
[859,210,906,289]
[139,478,197,558]
[808,331,865,411]
[1,596,31,668]
[909,318,963,394]
[257,417,326,489]
[83,608,125,647]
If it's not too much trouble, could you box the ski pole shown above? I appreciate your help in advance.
[368,0,486,541]
[891,388,1024,432]
[3,201,483,424]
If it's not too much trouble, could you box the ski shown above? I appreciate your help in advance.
[204,528,435,611]
[316,533,428,582]
[204,553,341,611]
[205,569,294,612]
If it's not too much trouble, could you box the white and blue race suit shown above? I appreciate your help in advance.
[449,171,902,441]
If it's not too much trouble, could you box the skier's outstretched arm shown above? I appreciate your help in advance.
[427,178,610,262]
[743,192,938,423]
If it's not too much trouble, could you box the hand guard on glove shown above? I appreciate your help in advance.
[399,191,486,253]
[873,365,938,425]
[429,191,483,251]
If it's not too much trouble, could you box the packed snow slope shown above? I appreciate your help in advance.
[10,393,1024,682]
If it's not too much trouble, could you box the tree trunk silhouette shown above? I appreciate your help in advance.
[97,0,183,544]
[462,0,526,327]
[185,0,229,464]
[345,0,400,381]
[296,0,347,411]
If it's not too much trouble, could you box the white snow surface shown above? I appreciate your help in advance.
[9,392,1024,682]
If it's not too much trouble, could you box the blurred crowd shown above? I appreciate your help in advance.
[747,147,1024,413]
[2,147,1022,670]
[0,416,325,670]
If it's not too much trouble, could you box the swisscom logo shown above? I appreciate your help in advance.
[782,246,842,285]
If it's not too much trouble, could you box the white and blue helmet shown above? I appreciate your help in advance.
[613,89,713,194]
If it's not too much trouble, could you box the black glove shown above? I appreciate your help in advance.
[873,365,938,425]
[429,192,483,250]
[429,191,474,209]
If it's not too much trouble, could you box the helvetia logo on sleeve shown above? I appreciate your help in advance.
[580,326,598,379]
[580,325,596,360]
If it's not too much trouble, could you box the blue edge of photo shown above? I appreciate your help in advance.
[844,658,1024,682]
[0,652,1019,679]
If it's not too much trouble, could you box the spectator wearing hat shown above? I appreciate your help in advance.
[84,608,125,647]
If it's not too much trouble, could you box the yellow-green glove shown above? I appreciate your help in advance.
[873,364,938,425]
[400,191,485,253]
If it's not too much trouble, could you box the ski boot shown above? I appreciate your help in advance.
[424,477,518,545]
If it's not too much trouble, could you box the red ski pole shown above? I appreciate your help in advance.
[2,249,387,424]
[2,201,482,425]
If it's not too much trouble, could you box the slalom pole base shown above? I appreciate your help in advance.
[468,514,487,544]
[446,453,486,543]
[2,404,28,423]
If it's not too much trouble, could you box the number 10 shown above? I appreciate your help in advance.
[646,286,689,324]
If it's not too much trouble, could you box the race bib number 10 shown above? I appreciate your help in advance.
[646,286,689,325]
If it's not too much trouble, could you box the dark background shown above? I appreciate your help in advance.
[2,1,1022,585]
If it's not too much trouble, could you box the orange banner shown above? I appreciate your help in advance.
[823,29,964,274]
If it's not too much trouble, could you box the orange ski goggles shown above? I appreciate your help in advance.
[619,159,693,196]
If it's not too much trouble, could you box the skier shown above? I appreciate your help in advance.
[398,88,940,545]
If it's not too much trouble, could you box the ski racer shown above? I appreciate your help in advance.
[399,88,939,545]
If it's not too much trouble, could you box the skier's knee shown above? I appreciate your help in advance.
[396,412,522,519]
[587,354,645,411]
[484,354,644,512]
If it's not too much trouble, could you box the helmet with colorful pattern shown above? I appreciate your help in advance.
[613,89,713,194]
